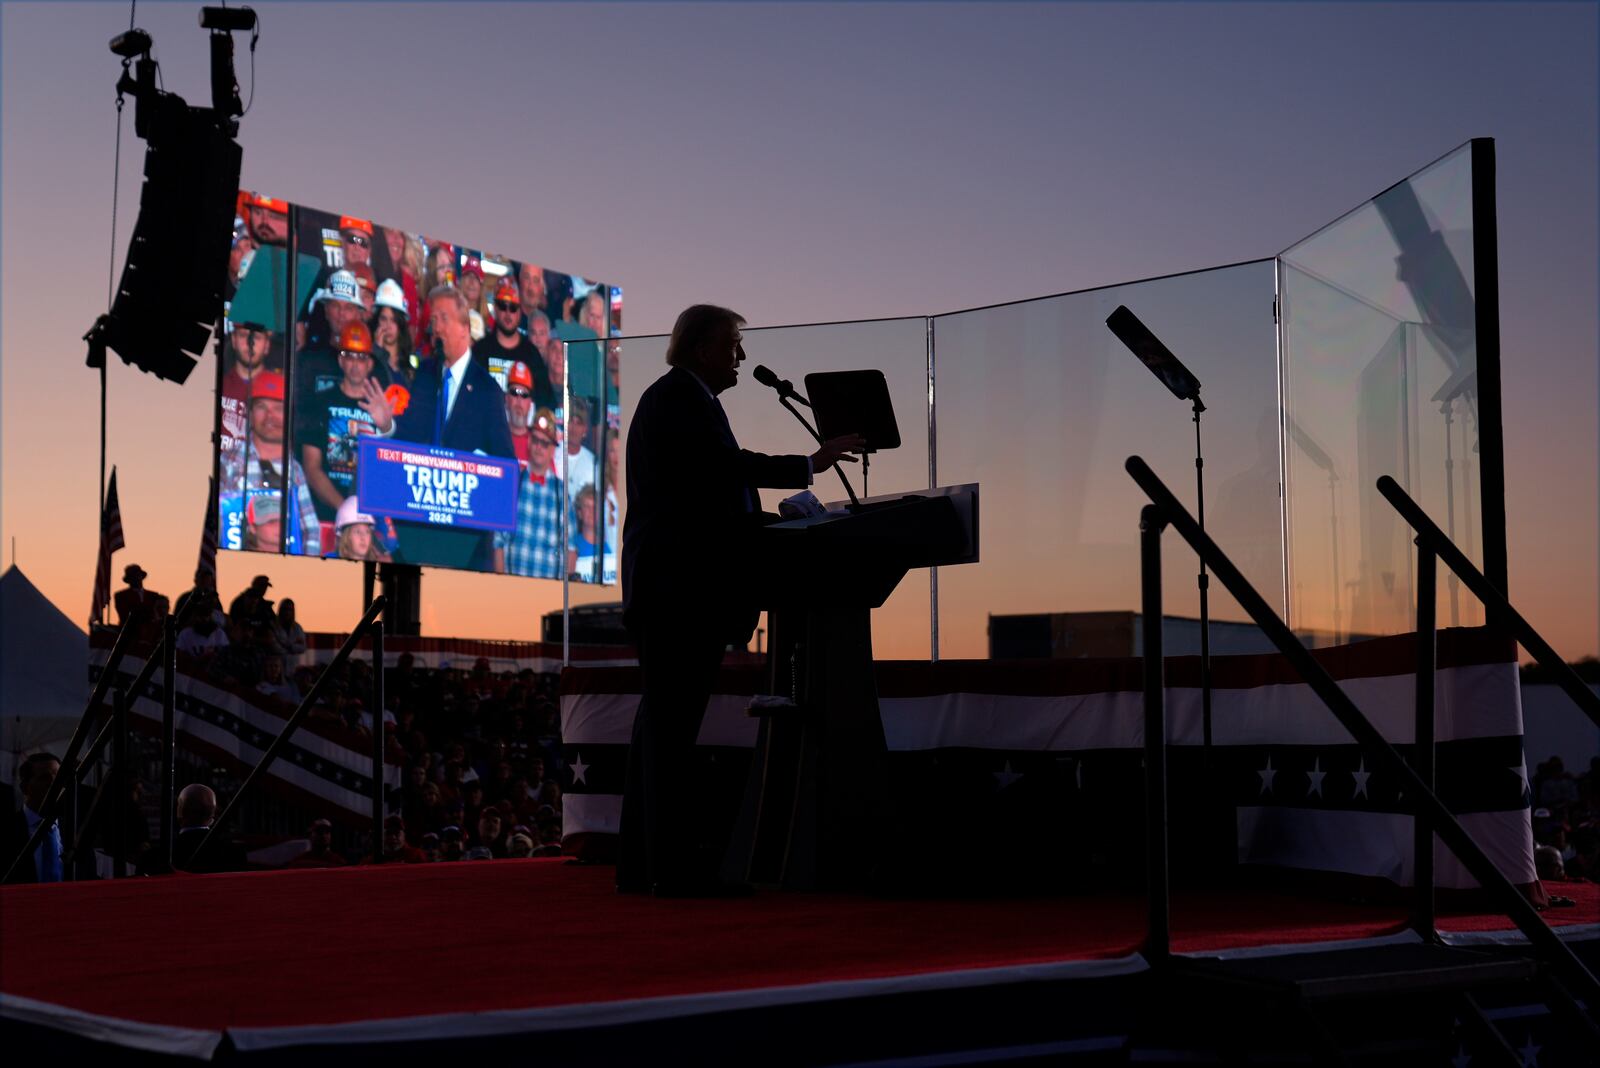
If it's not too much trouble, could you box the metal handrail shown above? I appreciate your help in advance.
[189,597,387,868]
[1125,455,1599,1019]
[1377,475,1600,729]
[3,619,139,882]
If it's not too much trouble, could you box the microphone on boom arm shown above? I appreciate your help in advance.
[752,364,860,508]
[752,364,810,406]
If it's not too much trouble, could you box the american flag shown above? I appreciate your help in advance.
[90,467,125,625]
[197,475,218,585]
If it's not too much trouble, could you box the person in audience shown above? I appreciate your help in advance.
[475,279,554,402]
[558,397,597,495]
[287,818,346,868]
[271,597,308,658]
[172,783,248,874]
[220,321,279,454]
[365,814,425,864]
[230,575,275,631]
[256,655,301,704]
[243,193,288,246]
[334,498,393,563]
[178,606,230,661]
[498,408,567,577]
[175,569,226,628]
[506,831,535,858]
[467,809,504,860]
[113,563,166,634]
[3,752,63,884]
[438,824,465,861]
[372,279,416,386]
[418,831,442,862]
[222,371,323,556]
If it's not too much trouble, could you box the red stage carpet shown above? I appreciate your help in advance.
[2,861,1595,1058]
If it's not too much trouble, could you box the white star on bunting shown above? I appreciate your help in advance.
[1352,759,1371,800]
[1258,756,1277,795]
[569,753,589,787]
[1307,757,1326,798]
[994,761,1023,790]
[1508,757,1530,798]
[1517,1032,1540,1067]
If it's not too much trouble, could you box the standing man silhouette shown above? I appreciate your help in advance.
[618,304,861,896]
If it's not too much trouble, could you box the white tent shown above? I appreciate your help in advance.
[0,566,88,783]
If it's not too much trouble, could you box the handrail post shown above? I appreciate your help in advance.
[1141,505,1171,965]
[371,620,386,863]
[1376,475,1600,730]
[1126,456,1600,1019]
[1413,545,1437,940]
[161,612,177,871]
[112,687,128,878]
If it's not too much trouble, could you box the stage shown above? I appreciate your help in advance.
[2,860,1595,1063]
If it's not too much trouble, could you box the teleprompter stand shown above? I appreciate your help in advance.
[723,485,979,891]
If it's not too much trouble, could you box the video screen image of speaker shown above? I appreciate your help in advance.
[217,192,622,585]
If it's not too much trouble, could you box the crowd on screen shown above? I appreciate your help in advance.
[218,194,619,582]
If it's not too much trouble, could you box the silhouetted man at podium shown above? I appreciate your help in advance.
[618,304,861,897]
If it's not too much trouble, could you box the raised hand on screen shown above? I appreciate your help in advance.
[359,377,395,433]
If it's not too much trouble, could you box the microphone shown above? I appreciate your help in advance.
[751,364,859,508]
[752,364,809,407]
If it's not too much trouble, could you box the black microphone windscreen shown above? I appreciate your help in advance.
[752,364,782,389]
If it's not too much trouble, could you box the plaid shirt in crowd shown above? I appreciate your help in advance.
[500,472,569,578]
[219,440,324,556]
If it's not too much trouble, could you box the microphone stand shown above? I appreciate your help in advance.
[775,392,861,508]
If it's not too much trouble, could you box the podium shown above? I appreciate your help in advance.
[725,484,979,891]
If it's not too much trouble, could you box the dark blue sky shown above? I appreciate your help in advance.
[2,2,1595,653]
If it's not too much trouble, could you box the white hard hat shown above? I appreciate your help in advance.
[335,495,376,534]
[320,269,362,307]
[375,278,407,316]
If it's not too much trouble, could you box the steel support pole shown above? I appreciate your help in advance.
[1413,546,1437,939]
[371,620,386,862]
[1140,506,1170,964]
[161,613,177,870]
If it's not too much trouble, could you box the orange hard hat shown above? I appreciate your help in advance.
[337,321,374,355]
[339,215,373,236]
[508,361,534,391]
[246,192,288,213]
[494,278,519,305]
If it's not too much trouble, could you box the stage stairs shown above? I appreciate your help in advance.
[1132,941,1595,1066]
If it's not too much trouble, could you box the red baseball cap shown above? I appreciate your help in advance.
[460,256,484,278]
[249,370,286,402]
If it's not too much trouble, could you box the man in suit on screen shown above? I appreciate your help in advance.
[382,285,517,570]
[618,304,861,896]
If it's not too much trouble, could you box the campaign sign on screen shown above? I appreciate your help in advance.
[357,438,518,532]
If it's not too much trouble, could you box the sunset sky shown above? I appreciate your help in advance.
[2,2,1595,661]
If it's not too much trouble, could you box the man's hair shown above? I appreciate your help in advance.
[427,285,470,326]
[526,308,551,331]
[665,304,743,369]
[177,783,217,824]
[20,752,60,786]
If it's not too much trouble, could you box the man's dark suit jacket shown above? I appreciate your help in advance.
[390,353,517,570]
[1,781,39,883]
[171,826,248,874]
[393,353,517,459]
[621,366,811,644]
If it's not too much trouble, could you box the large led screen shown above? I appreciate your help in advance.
[218,192,620,584]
